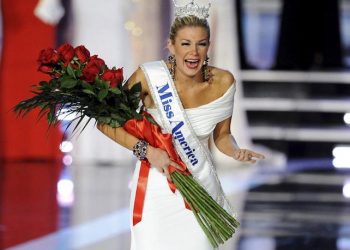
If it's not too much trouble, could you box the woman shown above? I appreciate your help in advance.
[98,12,264,250]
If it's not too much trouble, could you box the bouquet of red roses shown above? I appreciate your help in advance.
[15,43,143,132]
[14,43,239,248]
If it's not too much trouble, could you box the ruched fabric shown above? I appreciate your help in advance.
[130,84,235,250]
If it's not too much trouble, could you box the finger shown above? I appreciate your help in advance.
[169,161,184,171]
[239,150,246,161]
[233,150,240,160]
[250,151,265,159]
[243,154,252,162]
[163,167,171,180]
[156,167,164,174]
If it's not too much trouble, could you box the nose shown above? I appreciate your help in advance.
[191,44,199,55]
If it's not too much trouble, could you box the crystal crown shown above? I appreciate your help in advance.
[173,0,211,19]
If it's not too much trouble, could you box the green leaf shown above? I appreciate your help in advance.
[67,64,76,78]
[98,88,108,102]
[38,102,48,109]
[110,88,121,94]
[47,109,56,124]
[50,78,60,88]
[110,113,121,119]
[39,81,49,86]
[95,76,103,88]
[61,77,77,89]
[101,80,109,89]
[98,116,111,124]
[82,82,94,91]
[109,119,121,128]
[120,103,130,111]
[76,70,83,78]
[130,82,141,94]
[82,89,96,96]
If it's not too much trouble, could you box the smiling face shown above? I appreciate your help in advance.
[168,26,210,81]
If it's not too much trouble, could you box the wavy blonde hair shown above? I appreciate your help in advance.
[169,15,210,43]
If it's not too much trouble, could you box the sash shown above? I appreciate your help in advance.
[140,60,232,213]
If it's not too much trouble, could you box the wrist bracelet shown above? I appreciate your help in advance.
[132,140,149,160]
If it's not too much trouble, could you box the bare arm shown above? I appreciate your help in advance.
[97,68,146,151]
[213,117,265,163]
[97,68,181,179]
[212,70,265,163]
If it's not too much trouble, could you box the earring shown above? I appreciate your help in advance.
[168,54,176,81]
[202,55,210,82]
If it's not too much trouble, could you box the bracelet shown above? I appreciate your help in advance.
[132,140,149,160]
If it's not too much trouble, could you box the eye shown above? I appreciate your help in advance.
[198,42,208,46]
[181,42,190,46]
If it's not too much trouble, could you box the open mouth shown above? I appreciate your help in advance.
[185,59,200,69]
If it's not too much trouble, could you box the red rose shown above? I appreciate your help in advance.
[38,64,54,74]
[82,55,106,82]
[37,48,60,65]
[74,45,90,63]
[72,63,79,69]
[57,43,75,65]
[101,68,124,87]
[89,55,105,68]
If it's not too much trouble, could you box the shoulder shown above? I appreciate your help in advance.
[209,66,236,93]
[129,60,163,84]
[127,67,149,93]
[129,67,145,83]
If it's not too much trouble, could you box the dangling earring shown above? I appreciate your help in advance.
[168,54,176,81]
[202,55,210,82]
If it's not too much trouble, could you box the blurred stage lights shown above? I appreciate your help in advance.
[59,141,74,153]
[124,20,135,30]
[63,155,73,166]
[343,181,350,198]
[124,20,143,37]
[132,27,143,37]
[344,113,350,125]
[57,178,74,207]
[332,146,350,169]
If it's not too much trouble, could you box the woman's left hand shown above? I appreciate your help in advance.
[232,149,265,164]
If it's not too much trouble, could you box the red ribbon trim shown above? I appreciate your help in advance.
[132,160,150,225]
[123,113,190,226]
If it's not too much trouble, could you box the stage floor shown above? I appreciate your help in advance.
[1,158,349,250]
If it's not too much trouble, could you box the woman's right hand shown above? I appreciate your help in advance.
[146,145,183,180]
[97,123,182,180]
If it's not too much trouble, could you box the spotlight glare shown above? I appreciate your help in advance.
[344,113,350,125]
[343,181,350,198]
[332,146,350,158]
[59,141,74,153]
[333,157,350,169]
[57,179,74,206]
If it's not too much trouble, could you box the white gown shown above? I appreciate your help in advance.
[130,84,236,250]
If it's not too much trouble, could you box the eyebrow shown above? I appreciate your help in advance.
[180,39,208,43]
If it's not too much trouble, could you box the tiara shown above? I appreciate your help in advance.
[172,0,211,19]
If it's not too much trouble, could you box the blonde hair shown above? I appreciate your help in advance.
[169,15,210,43]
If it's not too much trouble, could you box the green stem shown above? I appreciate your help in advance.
[172,173,228,243]
[183,174,240,227]
[172,172,240,233]
[172,174,219,248]
[173,172,234,239]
